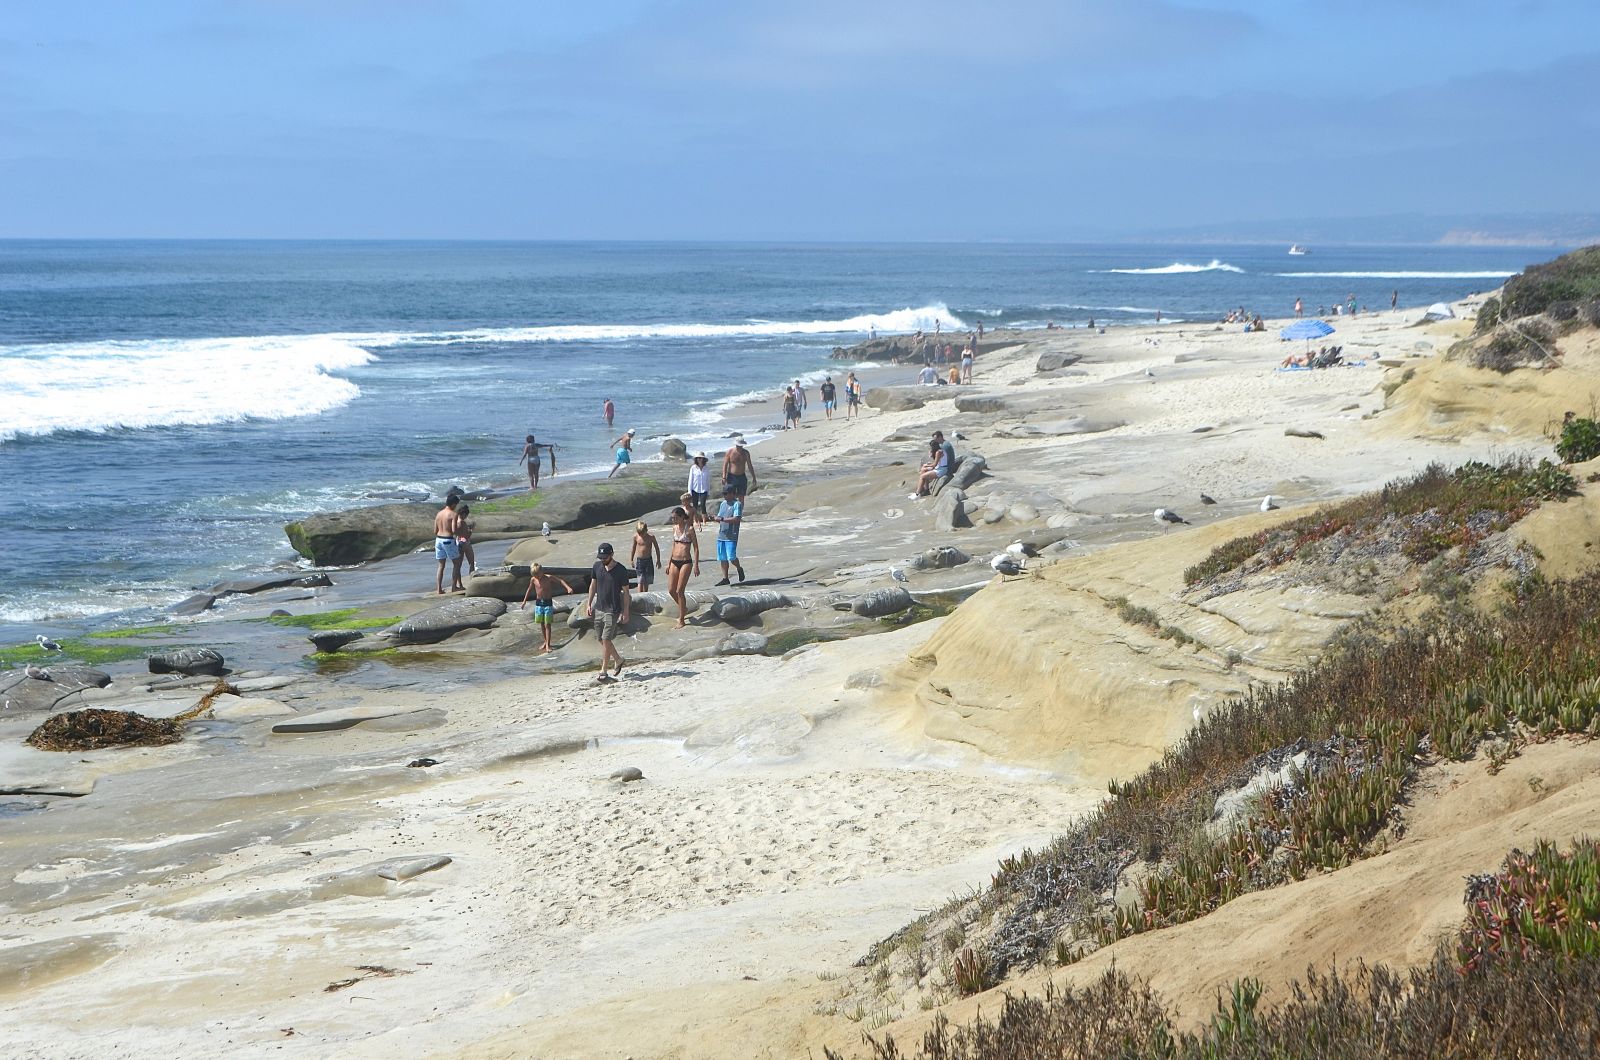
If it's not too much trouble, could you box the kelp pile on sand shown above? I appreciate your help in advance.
[1457,244,1600,373]
[841,464,1600,1030]
[836,841,1600,1059]
[26,678,238,752]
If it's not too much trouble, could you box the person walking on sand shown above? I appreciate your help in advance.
[455,504,477,577]
[712,483,745,585]
[1391,289,1399,311]
[845,371,862,419]
[782,387,799,431]
[961,344,974,384]
[586,542,630,682]
[687,452,712,523]
[666,506,700,628]
[1294,297,1303,318]
[722,438,756,500]
[519,563,575,654]
[608,428,635,478]
[631,520,661,594]
[433,496,464,594]
[602,397,615,429]
[792,379,807,418]
[820,376,837,420]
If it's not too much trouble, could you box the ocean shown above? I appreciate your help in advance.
[0,239,1546,633]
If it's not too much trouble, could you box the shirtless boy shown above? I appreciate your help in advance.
[433,496,464,594]
[519,563,576,653]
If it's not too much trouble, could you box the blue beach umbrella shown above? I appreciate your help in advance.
[1279,319,1336,342]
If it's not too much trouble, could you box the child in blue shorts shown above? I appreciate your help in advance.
[520,563,576,653]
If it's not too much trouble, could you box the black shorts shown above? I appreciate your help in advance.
[690,490,708,514]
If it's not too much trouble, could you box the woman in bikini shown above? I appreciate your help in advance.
[631,520,661,593]
[666,506,700,629]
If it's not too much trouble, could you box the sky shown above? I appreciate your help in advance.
[2,0,1597,240]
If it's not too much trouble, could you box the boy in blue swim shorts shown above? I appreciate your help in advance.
[711,484,746,585]
[520,563,576,653]
[608,428,636,478]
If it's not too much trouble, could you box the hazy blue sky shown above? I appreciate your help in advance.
[2,1,1596,239]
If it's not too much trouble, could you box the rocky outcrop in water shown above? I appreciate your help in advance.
[148,648,226,677]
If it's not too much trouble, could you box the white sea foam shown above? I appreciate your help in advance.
[1097,260,1246,275]
[0,334,375,443]
[396,303,964,346]
[1271,270,1515,279]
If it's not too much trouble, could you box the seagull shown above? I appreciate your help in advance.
[889,566,909,584]
[990,554,1026,579]
[1199,493,1217,506]
[1005,541,1040,558]
[24,664,51,681]
[1260,495,1280,512]
[541,521,552,538]
[36,635,62,653]
[1144,367,1155,378]
[1154,508,1190,527]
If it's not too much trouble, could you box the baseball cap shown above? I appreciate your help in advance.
[597,542,614,557]
[722,483,737,494]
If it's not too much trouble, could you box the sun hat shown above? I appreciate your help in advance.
[694,451,707,460]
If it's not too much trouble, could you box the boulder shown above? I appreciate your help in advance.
[308,629,366,654]
[632,590,719,616]
[717,632,769,656]
[0,667,113,714]
[660,437,689,460]
[1008,503,1040,522]
[949,453,989,491]
[271,704,444,734]
[907,546,970,571]
[1036,351,1084,372]
[284,475,690,566]
[710,590,793,623]
[210,573,332,596]
[377,598,506,645]
[210,697,296,721]
[465,564,602,602]
[864,386,931,412]
[851,586,914,617]
[933,488,972,531]
[169,593,216,617]
[148,648,226,677]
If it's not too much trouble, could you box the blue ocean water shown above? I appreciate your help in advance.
[0,240,1547,629]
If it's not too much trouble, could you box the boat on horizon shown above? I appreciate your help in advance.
[1288,244,1310,255]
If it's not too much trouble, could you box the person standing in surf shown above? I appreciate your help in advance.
[519,433,552,490]
[608,428,635,478]
[603,397,615,428]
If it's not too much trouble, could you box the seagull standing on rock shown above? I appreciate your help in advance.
[36,635,62,653]
[889,566,909,584]
[541,522,552,538]
[1154,508,1190,528]
[1260,495,1280,512]
[990,554,1026,579]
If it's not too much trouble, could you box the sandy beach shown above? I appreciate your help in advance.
[7,295,1599,1059]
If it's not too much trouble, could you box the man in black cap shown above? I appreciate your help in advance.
[586,542,631,681]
